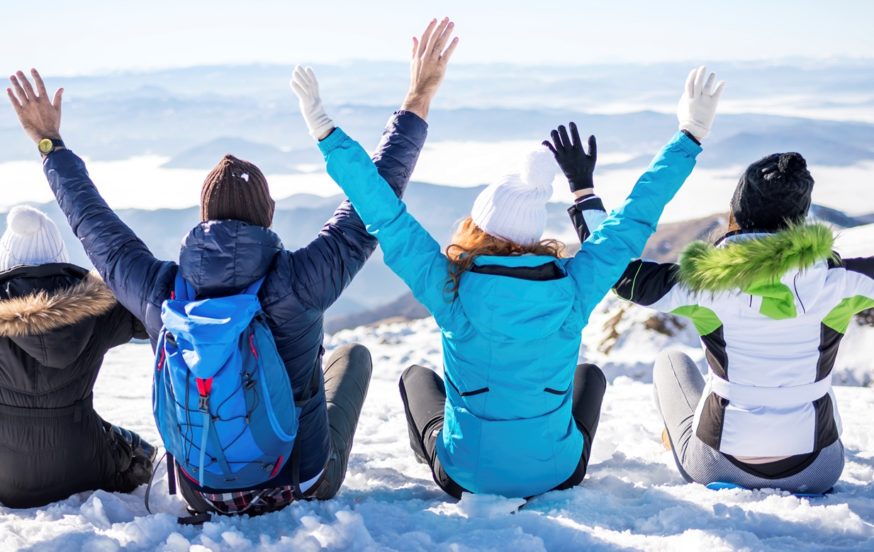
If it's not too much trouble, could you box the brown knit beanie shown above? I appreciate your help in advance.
[200,155,275,227]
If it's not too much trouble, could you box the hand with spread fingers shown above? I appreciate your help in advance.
[7,69,64,145]
[290,65,335,141]
[543,122,597,196]
[677,66,725,142]
[402,17,460,119]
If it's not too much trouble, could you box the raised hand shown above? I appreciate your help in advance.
[402,17,460,120]
[7,69,64,145]
[677,66,725,142]
[290,66,335,141]
[542,122,597,196]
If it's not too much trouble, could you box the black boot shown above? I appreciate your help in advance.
[105,422,158,491]
[110,425,158,463]
[398,365,447,466]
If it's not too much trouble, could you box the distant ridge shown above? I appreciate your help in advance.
[161,137,321,172]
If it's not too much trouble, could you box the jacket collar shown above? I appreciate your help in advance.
[678,223,836,293]
[459,254,575,340]
[472,254,562,268]
[179,220,282,296]
[715,230,773,247]
[0,268,116,337]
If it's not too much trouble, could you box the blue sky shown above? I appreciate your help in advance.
[3,0,873,74]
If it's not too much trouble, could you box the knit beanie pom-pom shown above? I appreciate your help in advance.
[7,206,47,235]
[520,149,558,193]
[777,152,807,176]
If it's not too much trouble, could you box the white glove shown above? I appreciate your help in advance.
[290,65,335,140]
[677,66,725,141]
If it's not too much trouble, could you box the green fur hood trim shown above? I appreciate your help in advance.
[678,223,836,292]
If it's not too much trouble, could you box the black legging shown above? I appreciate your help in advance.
[398,363,607,499]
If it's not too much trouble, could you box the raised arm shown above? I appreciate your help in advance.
[287,19,458,311]
[7,69,173,322]
[284,109,428,311]
[564,67,724,318]
[542,123,608,243]
[317,128,457,325]
[567,132,702,316]
[568,195,608,244]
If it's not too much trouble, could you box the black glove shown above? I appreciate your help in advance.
[542,122,597,193]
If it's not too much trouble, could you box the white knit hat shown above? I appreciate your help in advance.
[0,206,70,271]
[470,149,557,246]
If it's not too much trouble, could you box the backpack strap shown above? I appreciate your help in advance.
[143,451,166,514]
[167,452,178,496]
[290,443,304,500]
[144,452,178,515]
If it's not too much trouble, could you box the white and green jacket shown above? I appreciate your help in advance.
[605,223,874,457]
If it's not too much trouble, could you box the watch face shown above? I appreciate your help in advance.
[38,138,54,154]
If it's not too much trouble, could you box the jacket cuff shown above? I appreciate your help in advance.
[318,127,349,156]
[573,195,605,211]
[392,109,429,134]
[680,129,701,146]
[384,110,429,154]
[672,130,704,156]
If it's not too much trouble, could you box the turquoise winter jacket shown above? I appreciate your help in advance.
[319,129,702,497]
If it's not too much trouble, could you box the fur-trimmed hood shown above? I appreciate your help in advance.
[678,223,836,292]
[0,271,117,337]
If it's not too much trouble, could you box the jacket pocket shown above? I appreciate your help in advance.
[446,372,490,397]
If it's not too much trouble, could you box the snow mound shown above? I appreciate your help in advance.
[2,318,874,551]
[582,296,703,383]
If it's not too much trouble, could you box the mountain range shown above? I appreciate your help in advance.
[2,61,874,170]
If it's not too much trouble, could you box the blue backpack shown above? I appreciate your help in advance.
[152,273,299,491]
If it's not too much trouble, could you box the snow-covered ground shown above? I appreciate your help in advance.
[1,312,873,551]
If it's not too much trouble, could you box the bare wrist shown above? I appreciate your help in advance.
[573,188,595,199]
[30,131,61,144]
[401,91,432,120]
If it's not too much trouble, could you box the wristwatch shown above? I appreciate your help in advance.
[38,138,65,156]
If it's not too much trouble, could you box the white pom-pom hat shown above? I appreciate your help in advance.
[470,149,557,246]
[0,205,70,271]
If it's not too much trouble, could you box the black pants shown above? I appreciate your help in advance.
[398,363,606,499]
[0,401,152,508]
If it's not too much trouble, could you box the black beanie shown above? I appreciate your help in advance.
[200,155,275,228]
[730,152,814,232]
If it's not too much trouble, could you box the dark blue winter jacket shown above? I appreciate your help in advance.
[42,111,428,491]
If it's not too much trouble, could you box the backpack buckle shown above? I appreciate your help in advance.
[195,377,213,411]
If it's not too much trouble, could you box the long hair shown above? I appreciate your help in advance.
[445,217,566,296]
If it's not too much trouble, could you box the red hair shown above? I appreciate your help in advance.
[445,217,565,295]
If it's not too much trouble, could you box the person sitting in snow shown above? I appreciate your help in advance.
[294,60,724,498]
[0,205,155,508]
[5,18,455,516]
[593,131,874,494]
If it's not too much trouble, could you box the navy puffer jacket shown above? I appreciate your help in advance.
[43,111,428,491]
